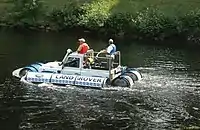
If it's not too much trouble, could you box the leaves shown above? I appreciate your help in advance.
[3,0,200,42]
[8,0,43,27]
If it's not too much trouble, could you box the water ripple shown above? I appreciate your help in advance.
[1,63,200,129]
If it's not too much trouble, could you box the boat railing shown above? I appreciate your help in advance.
[84,50,121,80]
[85,50,121,67]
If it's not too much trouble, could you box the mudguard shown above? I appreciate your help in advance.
[23,62,44,72]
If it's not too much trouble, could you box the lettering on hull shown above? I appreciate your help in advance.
[75,76,106,88]
[55,75,75,80]
[76,77,102,83]
[25,72,107,88]
[51,74,76,85]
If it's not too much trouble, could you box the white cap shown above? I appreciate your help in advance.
[78,38,85,43]
[109,39,113,43]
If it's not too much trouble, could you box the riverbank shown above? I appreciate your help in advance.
[0,0,200,44]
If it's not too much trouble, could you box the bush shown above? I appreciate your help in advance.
[178,9,200,33]
[132,7,176,40]
[7,0,43,28]
[178,9,200,44]
[104,12,134,35]
[79,0,118,30]
[46,2,86,31]
[2,0,200,43]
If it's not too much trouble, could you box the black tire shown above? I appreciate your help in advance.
[111,77,129,87]
[124,72,138,81]
[19,68,32,78]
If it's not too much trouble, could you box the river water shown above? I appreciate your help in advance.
[0,30,200,130]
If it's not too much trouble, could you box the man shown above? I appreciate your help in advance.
[97,39,116,56]
[76,38,90,54]
[95,39,117,69]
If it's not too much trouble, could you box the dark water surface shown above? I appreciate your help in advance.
[0,30,200,130]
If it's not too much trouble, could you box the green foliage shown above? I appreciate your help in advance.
[178,9,200,43]
[79,0,118,30]
[179,9,200,33]
[8,0,43,27]
[104,12,134,35]
[1,0,200,43]
[132,7,177,40]
[46,2,86,30]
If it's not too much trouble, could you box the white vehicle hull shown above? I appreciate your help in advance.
[12,50,142,88]
[12,63,142,88]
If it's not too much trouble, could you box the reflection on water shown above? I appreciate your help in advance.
[0,30,200,130]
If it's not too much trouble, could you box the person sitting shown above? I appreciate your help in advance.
[76,38,90,54]
[83,57,94,69]
[96,39,116,58]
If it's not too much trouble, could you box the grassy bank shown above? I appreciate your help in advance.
[1,0,200,44]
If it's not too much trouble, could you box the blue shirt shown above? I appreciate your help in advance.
[106,44,116,55]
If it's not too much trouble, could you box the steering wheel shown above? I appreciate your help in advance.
[65,59,78,67]
[95,50,103,60]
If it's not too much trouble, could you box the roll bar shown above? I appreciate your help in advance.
[85,49,121,80]
[85,49,121,66]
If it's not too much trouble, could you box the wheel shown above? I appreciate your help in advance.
[111,77,129,87]
[124,72,138,81]
[19,68,32,78]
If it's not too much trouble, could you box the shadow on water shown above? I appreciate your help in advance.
[0,30,200,130]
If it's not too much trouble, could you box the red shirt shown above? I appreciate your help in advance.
[79,43,89,54]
